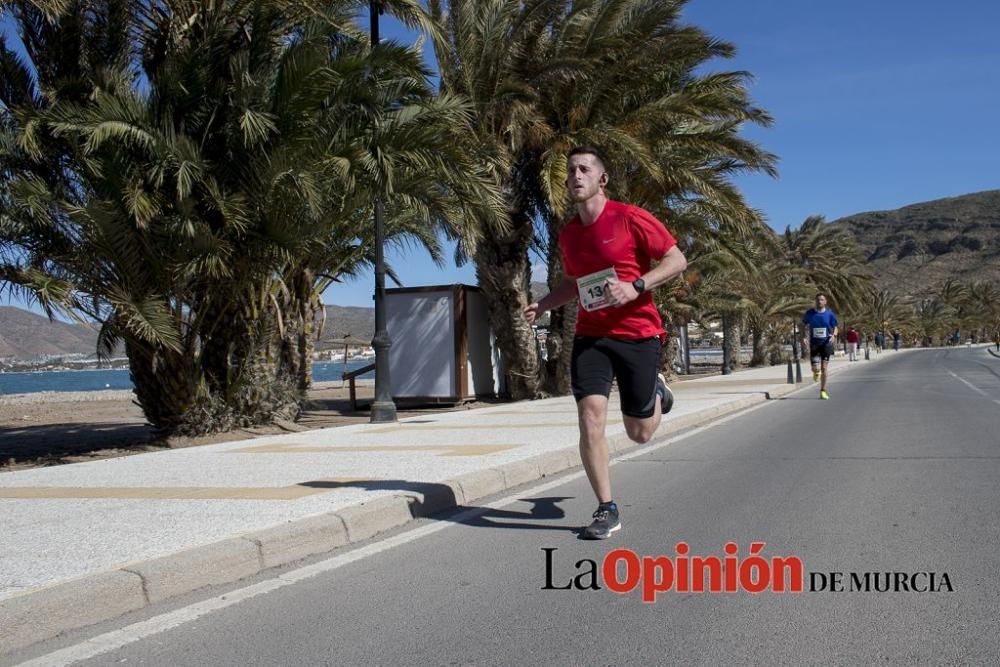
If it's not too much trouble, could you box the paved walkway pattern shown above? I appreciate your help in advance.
[0,351,906,652]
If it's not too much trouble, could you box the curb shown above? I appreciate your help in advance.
[0,362,862,654]
[988,348,1000,359]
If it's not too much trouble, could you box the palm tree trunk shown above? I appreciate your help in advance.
[750,325,767,367]
[660,310,681,381]
[279,268,316,394]
[126,339,198,435]
[542,213,575,395]
[724,312,743,370]
[766,322,786,365]
[474,219,540,399]
[194,302,303,434]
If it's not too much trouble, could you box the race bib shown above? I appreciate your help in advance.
[576,267,618,312]
[812,327,827,338]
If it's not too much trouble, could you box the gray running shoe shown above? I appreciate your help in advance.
[656,373,674,415]
[582,504,622,540]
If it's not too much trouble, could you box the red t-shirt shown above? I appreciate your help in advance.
[559,200,676,339]
[847,330,860,344]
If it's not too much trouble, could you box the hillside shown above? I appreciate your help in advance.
[0,304,378,360]
[0,307,101,360]
[831,190,1000,296]
[317,305,376,346]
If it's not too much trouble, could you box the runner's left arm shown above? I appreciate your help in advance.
[604,246,687,306]
[639,245,688,290]
[607,207,685,305]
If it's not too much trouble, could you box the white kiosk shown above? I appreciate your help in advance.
[385,284,505,403]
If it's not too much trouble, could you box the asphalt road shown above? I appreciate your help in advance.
[11,347,1000,666]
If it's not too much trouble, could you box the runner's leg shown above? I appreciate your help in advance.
[577,395,612,503]
[623,398,661,444]
[604,337,663,443]
[571,337,615,503]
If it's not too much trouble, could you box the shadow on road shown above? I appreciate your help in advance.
[300,479,581,534]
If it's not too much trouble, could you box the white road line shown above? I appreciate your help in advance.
[946,370,1000,406]
[12,400,775,667]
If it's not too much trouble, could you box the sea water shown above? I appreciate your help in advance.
[0,361,376,396]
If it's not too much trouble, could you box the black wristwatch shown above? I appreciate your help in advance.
[632,278,646,294]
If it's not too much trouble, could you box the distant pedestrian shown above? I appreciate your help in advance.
[893,330,901,351]
[995,331,1000,352]
[802,293,838,400]
[846,327,860,362]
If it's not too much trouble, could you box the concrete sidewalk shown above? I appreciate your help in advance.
[0,351,895,653]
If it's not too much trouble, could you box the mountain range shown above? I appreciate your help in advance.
[830,189,1000,296]
[0,307,102,360]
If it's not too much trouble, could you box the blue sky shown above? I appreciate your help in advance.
[4,0,999,312]
[334,0,1000,306]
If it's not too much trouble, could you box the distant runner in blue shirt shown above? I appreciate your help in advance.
[801,293,839,400]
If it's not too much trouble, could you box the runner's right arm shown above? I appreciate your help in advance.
[524,276,577,324]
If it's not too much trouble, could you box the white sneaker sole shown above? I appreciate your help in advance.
[584,522,623,540]
[657,374,674,414]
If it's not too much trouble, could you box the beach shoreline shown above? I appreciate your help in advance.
[0,379,375,406]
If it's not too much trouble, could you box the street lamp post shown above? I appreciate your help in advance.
[721,313,732,375]
[369,0,397,423]
[681,320,691,375]
[792,321,802,382]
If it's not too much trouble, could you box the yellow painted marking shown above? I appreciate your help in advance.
[485,410,582,415]
[229,442,521,457]
[365,423,576,434]
[694,379,788,387]
[0,479,369,501]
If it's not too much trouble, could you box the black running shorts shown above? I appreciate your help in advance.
[571,336,661,418]
[810,341,834,364]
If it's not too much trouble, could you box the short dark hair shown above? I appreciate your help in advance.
[568,145,606,170]
[815,292,827,300]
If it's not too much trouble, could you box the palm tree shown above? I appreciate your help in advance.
[859,289,912,342]
[429,0,777,396]
[1,0,504,433]
[742,271,814,366]
[778,215,872,315]
[966,281,1000,340]
[914,298,949,346]
[524,1,778,391]
[935,279,969,342]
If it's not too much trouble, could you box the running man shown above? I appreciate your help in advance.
[524,145,687,540]
[801,293,838,400]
